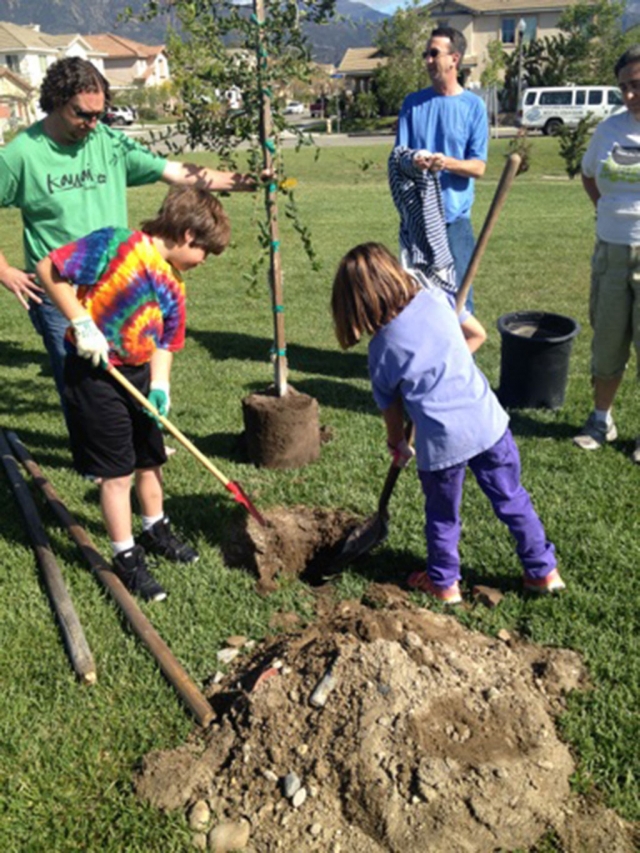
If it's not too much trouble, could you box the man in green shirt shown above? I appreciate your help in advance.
[0,57,260,406]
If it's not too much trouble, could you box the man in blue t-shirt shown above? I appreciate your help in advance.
[394,26,488,313]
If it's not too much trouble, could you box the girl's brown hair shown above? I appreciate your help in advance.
[331,243,420,349]
[141,186,231,255]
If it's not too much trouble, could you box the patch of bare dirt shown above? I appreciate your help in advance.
[221,506,361,594]
[134,587,637,852]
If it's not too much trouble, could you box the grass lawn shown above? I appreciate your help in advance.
[0,136,638,851]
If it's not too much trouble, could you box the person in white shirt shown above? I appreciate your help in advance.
[574,45,640,463]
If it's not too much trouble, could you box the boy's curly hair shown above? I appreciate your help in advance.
[39,57,110,114]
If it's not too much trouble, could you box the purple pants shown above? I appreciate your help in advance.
[418,429,556,589]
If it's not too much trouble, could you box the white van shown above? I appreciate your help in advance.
[517,86,624,135]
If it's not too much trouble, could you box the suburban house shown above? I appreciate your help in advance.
[0,66,34,132]
[423,0,590,84]
[337,47,387,94]
[0,21,105,124]
[337,0,587,91]
[83,34,170,91]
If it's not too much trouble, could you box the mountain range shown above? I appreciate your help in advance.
[0,0,388,65]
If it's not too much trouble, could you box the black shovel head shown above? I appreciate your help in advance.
[334,509,390,566]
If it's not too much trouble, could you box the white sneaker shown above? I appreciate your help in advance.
[573,413,617,450]
[633,437,640,465]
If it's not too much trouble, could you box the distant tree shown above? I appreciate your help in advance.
[557,0,632,83]
[373,3,433,115]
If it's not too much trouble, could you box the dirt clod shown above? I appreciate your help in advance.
[221,506,361,594]
[134,589,637,852]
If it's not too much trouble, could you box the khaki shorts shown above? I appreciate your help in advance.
[589,239,640,379]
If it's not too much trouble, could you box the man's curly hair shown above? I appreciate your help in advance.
[39,57,110,114]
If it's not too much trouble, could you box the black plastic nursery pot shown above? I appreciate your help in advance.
[496,311,580,410]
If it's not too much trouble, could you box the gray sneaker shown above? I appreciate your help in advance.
[573,413,617,451]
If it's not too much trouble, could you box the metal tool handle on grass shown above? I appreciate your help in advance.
[379,421,415,516]
[455,152,521,315]
[105,364,268,527]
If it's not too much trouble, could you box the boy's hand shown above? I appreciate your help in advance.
[146,381,171,427]
[387,438,415,469]
[71,315,109,367]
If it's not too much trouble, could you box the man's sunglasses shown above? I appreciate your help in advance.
[71,105,104,122]
[422,47,449,59]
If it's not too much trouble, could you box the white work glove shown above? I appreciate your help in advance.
[147,381,171,418]
[70,315,109,368]
[387,438,416,469]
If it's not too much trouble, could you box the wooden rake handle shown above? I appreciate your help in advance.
[455,152,521,314]
[106,364,267,526]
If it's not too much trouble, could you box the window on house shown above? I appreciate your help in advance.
[502,16,537,45]
[502,19,516,44]
[6,54,20,72]
[39,56,47,73]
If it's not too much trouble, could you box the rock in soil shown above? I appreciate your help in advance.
[134,587,637,853]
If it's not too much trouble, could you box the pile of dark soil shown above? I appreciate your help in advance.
[135,585,637,852]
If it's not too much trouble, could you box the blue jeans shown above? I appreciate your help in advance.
[418,429,556,588]
[446,217,475,314]
[29,294,68,409]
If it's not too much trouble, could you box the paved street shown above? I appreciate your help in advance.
[127,120,518,154]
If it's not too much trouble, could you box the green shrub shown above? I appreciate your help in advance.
[557,115,598,179]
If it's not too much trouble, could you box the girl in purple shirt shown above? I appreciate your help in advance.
[331,243,564,604]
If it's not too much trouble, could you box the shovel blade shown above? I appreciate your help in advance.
[337,510,389,563]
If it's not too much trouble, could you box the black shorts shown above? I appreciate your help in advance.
[64,355,167,478]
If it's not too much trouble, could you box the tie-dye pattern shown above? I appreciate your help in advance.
[50,228,186,366]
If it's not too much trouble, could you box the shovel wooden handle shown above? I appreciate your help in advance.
[455,152,521,314]
[106,365,267,526]
[106,364,232,486]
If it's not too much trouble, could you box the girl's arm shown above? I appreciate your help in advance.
[382,397,405,448]
[382,398,415,468]
[460,314,487,354]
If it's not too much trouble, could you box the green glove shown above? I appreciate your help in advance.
[146,381,170,427]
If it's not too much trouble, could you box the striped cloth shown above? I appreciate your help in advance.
[388,146,457,293]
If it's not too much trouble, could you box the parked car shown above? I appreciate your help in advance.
[309,98,328,119]
[102,105,135,126]
[517,85,624,135]
[284,101,305,115]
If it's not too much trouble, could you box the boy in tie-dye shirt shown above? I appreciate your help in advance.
[37,187,231,602]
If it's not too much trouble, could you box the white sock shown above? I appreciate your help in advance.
[112,537,135,556]
[142,513,164,532]
[594,408,612,424]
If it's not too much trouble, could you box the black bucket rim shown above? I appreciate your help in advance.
[496,310,580,344]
